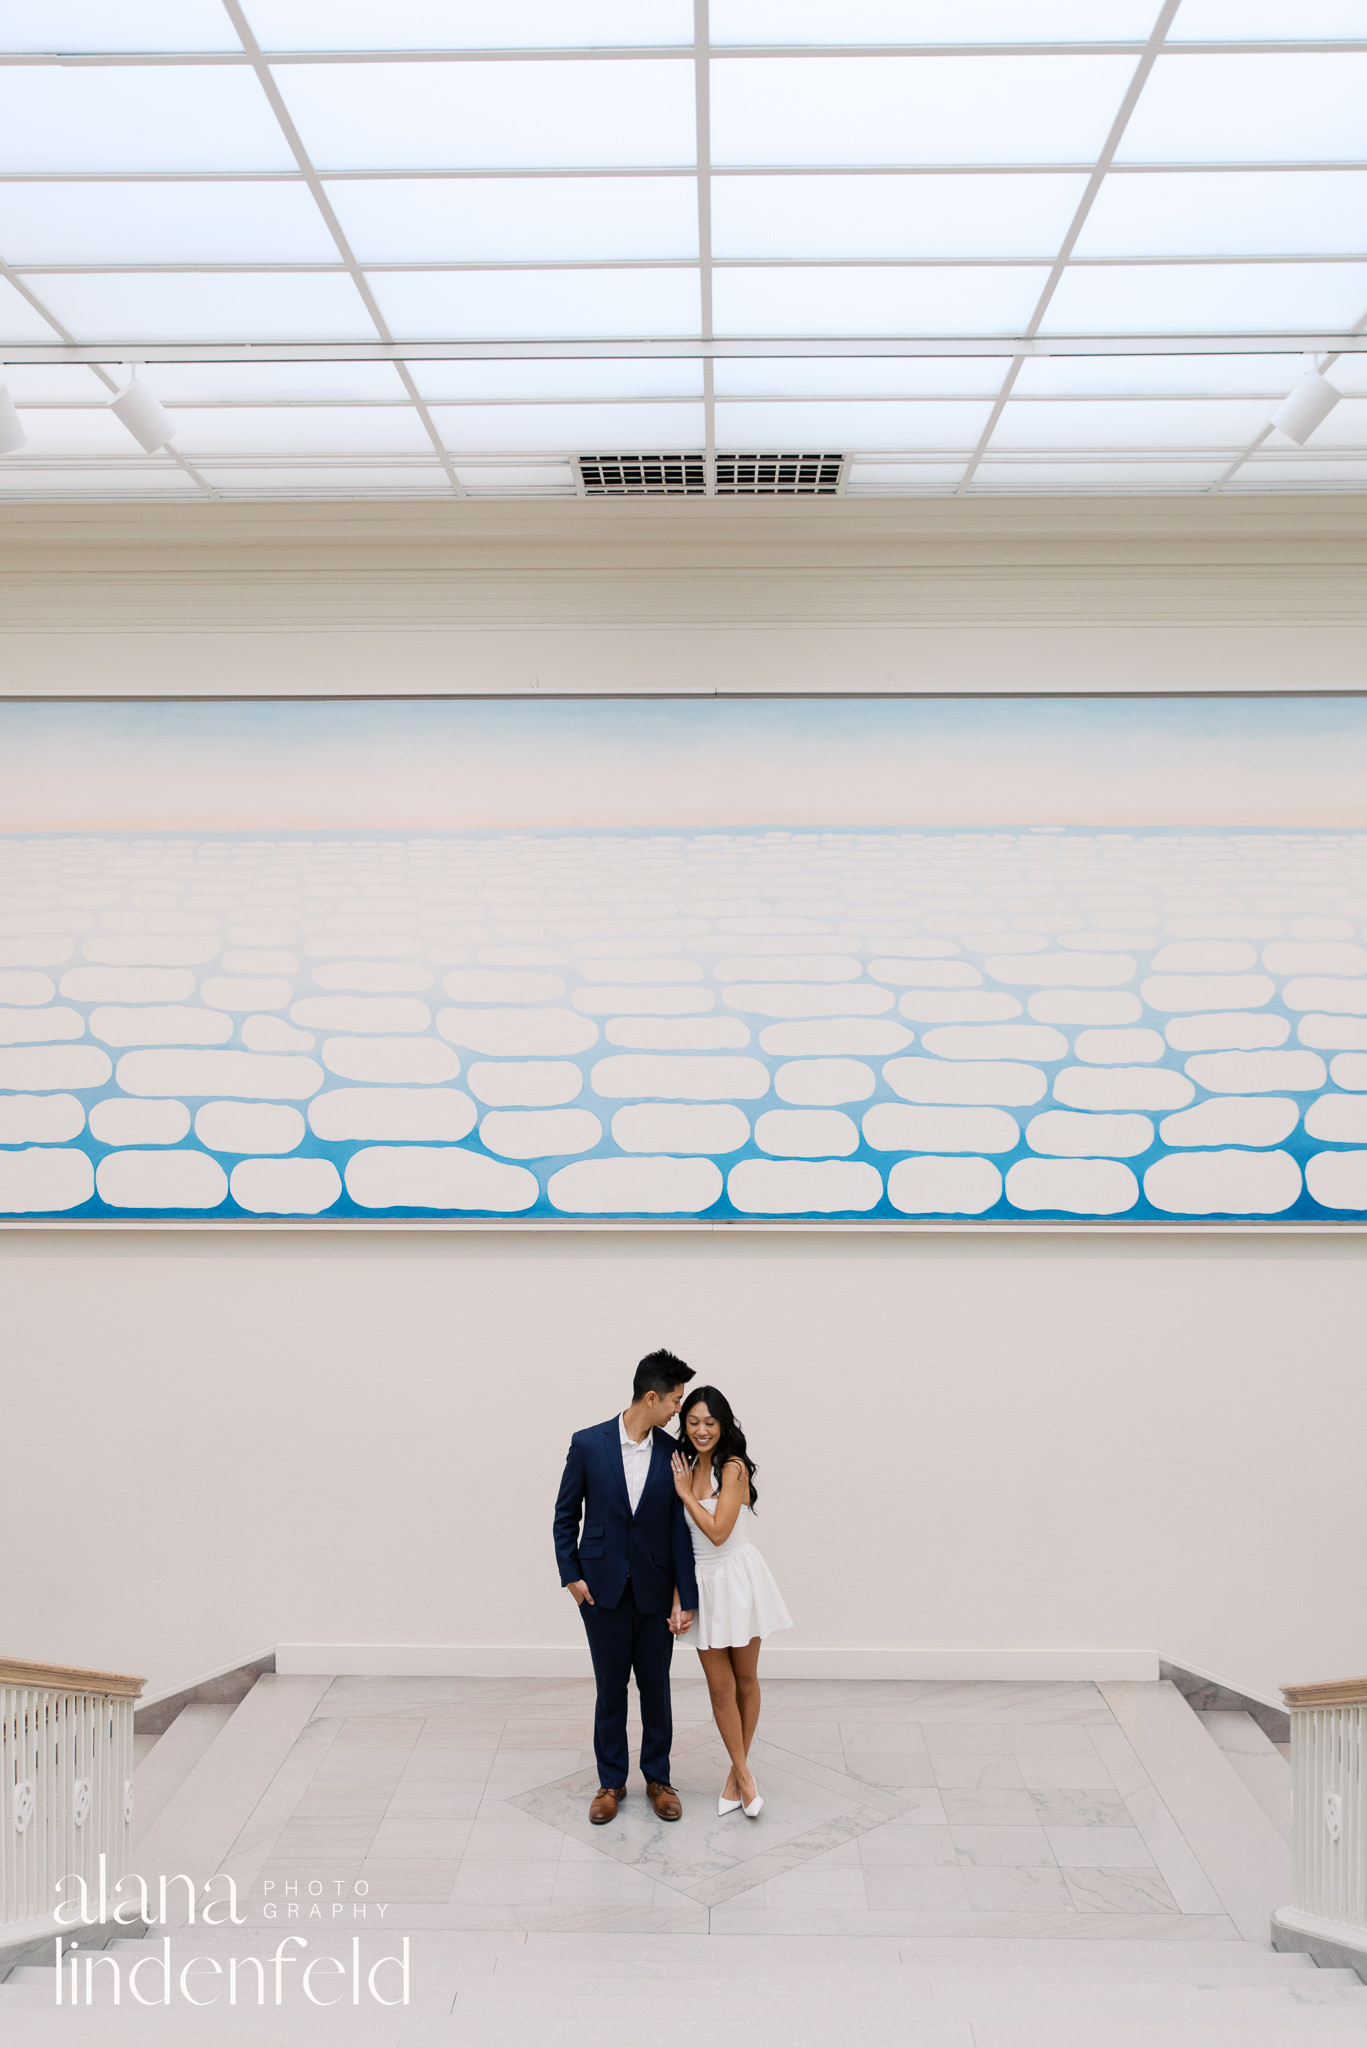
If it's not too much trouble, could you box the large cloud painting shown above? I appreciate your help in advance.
[1,696,1365,1223]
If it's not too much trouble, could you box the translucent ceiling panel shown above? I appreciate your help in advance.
[1327,353,1367,392]
[1075,171,1367,259]
[169,409,435,456]
[972,461,1225,488]
[0,68,295,172]
[1043,263,1367,333]
[0,280,61,342]
[197,466,452,493]
[244,1,693,50]
[0,365,110,403]
[712,173,1086,260]
[410,359,703,401]
[0,2,238,50]
[0,467,200,493]
[1013,352,1306,395]
[11,409,144,457]
[1171,3,1367,39]
[276,61,696,171]
[370,269,700,339]
[1228,459,1367,486]
[714,266,1045,336]
[31,272,381,342]
[454,464,576,488]
[139,362,410,404]
[715,399,991,448]
[0,182,338,266]
[712,2,1161,44]
[710,57,1135,166]
[712,357,1007,395]
[1117,55,1367,163]
[431,402,703,451]
[325,178,697,263]
[843,465,963,491]
[989,397,1273,448]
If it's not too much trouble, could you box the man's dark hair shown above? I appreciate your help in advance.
[632,1348,694,1402]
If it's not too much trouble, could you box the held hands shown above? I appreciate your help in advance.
[565,1579,594,1606]
[668,1598,694,1636]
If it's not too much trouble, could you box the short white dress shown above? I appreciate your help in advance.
[688,1479,793,1651]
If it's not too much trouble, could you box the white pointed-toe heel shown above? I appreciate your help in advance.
[718,1793,742,1816]
[743,1791,764,1819]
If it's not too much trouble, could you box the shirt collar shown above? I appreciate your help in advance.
[619,1412,652,1451]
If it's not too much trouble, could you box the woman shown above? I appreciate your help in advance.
[670,1385,792,1818]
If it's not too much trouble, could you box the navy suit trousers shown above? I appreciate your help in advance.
[578,1580,673,1790]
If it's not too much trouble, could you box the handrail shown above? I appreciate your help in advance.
[0,1658,145,1699]
[1283,1677,1367,1709]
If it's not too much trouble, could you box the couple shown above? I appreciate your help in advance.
[553,1349,792,1825]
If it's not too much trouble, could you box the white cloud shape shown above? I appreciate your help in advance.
[1332,1054,1367,1091]
[438,1007,598,1056]
[775,1058,875,1105]
[1006,1159,1139,1215]
[721,983,894,1018]
[224,950,299,976]
[202,976,293,1014]
[897,993,1022,1022]
[727,1159,883,1215]
[305,934,421,960]
[96,1149,229,1211]
[591,1055,770,1100]
[864,1104,1019,1154]
[89,1005,233,1048]
[88,1097,190,1147]
[887,1155,1002,1214]
[311,961,433,992]
[230,1158,342,1215]
[467,1060,582,1106]
[606,1017,751,1049]
[61,967,195,1003]
[1029,998,1147,1030]
[441,969,566,1003]
[195,1102,306,1154]
[611,1103,750,1154]
[115,1049,323,1100]
[0,971,54,1006]
[714,956,858,982]
[1054,1065,1194,1111]
[573,986,715,1015]
[0,939,73,968]
[1165,1012,1290,1052]
[320,1035,460,1082]
[1025,1111,1154,1158]
[759,1020,911,1057]
[243,1015,316,1053]
[0,1146,94,1214]
[309,1088,477,1142]
[920,1025,1068,1063]
[480,1108,602,1158]
[1074,1028,1166,1065]
[1151,942,1257,973]
[1263,942,1367,976]
[345,1145,538,1213]
[884,1057,1047,1106]
[870,961,982,988]
[988,954,1137,988]
[82,936,219,967]
[1160,1096,1299,1148]
[291,997,432,1035]
[1305,1093,1367,1143]
[0,1093,85,1143]
[548,1156,723,1214]
[1165,917,1283,940]
[1142,975,1275,1013]
[1306,1150,1367,1210]
[1298,1015,1367,1052]
[754,1109,859,1158]
[1184,1050,1326,1095]
[1282,977,1367,1016]
[1144,1149,1302,1216]
[0,1045,111,1091]
[0,1005,85,1046]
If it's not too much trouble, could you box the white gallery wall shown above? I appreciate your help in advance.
[4,497,1366,1709]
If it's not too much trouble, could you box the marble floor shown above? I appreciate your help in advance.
[216,1674,1247,1940]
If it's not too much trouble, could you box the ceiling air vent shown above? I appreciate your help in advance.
[716,453,844,495]
[576,453,705,496]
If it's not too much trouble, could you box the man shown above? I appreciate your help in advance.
[553,1348,699,1824]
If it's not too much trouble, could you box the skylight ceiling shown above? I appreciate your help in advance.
[1,1,1366,500]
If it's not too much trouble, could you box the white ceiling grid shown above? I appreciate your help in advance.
[0,0,1366,499]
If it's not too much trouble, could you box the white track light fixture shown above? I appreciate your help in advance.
[108,373,177,453]
[1271,363,1342,445]
[0,385,27,455]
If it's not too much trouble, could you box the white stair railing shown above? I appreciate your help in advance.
[2,1657,144,1948]
[1274,1675,1367,1976]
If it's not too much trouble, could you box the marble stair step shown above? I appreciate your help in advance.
[132,1703,236,1840]
[1196,1712,1293,1845]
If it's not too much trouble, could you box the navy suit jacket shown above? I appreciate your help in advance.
[553,1417,700,1616]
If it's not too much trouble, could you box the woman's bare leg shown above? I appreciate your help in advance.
[698,1647,757,1804]
[729,1639,762,1761]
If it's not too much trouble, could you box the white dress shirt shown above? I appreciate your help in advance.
[619,1412,654,1515]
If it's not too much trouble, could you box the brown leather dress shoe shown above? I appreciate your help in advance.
[589,1786,623,1825]
[645,1781,682,1821]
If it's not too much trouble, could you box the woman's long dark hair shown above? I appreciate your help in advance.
[679,1385,758,1510]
